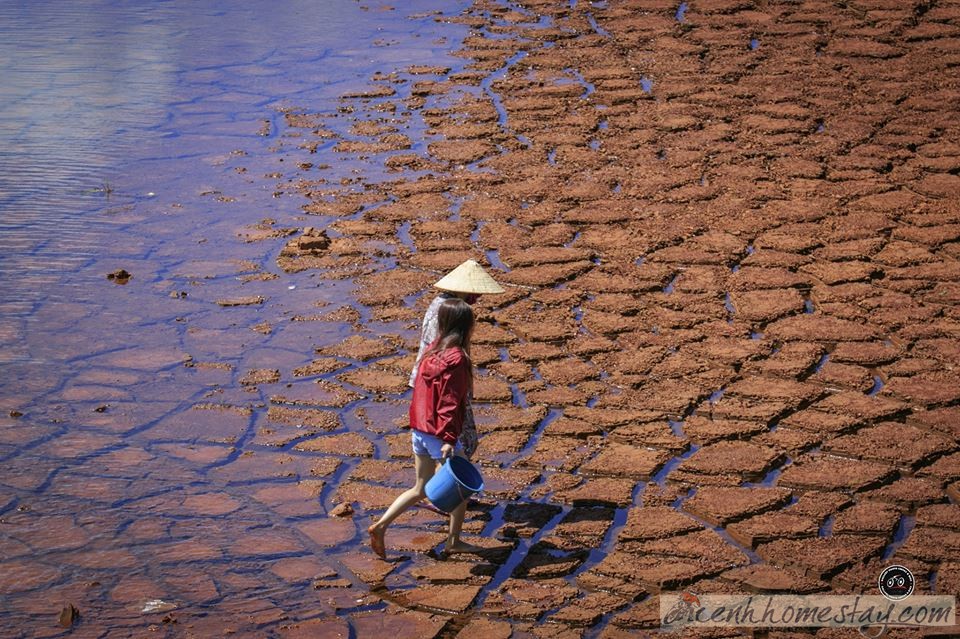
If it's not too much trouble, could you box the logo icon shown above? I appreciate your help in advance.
[663,591,701,625]
[879,565,915,601]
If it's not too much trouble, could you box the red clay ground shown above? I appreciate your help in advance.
[269,0,960,636]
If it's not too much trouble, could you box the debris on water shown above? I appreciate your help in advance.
[58,603,80,628]
[278,227,331,271]
[142,599,177,614]
[329,502,354,517]
[292,227,330,253]
[216,296,265,307]
[288,285,296,290]
[106,269,131,283]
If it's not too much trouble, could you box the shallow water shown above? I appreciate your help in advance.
[0,1,469,634]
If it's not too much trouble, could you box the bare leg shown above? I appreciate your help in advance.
[445,498,468,547]
[368,454,435,558]
[444,490,484,554]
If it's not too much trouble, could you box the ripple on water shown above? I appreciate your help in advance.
[0,0,475,629]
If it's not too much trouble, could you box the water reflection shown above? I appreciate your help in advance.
[0,0,456,311]
[0,0,468,632]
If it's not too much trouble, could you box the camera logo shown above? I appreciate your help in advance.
[879,565,915,601]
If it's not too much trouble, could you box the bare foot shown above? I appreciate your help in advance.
[442,540,484,555]
[368,524,386,559]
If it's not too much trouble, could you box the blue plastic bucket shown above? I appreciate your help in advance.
[425,456,484,513]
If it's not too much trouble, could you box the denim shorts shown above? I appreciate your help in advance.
[411,429,461,460]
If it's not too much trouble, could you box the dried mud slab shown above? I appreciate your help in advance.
[513,546,587,580]
[295,432,374,457]
[617,506,703,542]
[428,139,497,164]
[621,529,752,572]
[676,441,785,481]
[861,476,947,509]
[765,315,883,342]
[726,512,819,549]
[683,487,793,526]
[885,372,960,407]
[516,436,592,472]
[354,270,435,307]
[553,477,636,507]
[499,503,563,539]
[481,578,579,621]
[216,295,265,307]
[757,535,888,579]
[786,491,853,522]
[812,361,874,392]
[779,410,862,436]
[810,392,910,422]
[778,454,897,492]
[475,404,547,432]
[609,422,688,453]
[265,406,340,430]
[741,342,825,379]
[721,564,828,594]
[338,369,408,394]
[730,289,804,323]
[544,592,630,627]
[542,416,604,438]
[896,526,960,564]
[480,467,541,500]
[536,357,598,385]
[318,335,397,361]
[293,358,349,377]
[348,459,413,486]
[832,501,902,537]
[822,422,956,469]
[397,583,484,614]
[590,551,729,592]
[917,451,960,482]
[579,444,671,480]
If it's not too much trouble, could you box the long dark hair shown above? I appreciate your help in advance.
[426,297,474,360]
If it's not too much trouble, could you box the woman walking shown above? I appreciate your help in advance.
[368,297,482,559]
[408,259,504,459]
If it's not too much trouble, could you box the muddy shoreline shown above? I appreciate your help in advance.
[3,0,960,637]
[266,0,960,635]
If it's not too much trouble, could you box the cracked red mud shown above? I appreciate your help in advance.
[8,0,960,637]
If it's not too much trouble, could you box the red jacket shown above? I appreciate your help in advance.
[409,345,471,444]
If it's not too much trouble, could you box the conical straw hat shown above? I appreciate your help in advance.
[434,259,505,294]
